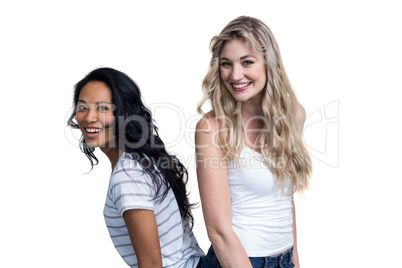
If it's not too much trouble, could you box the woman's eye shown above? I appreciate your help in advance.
[98,106,109,112]
[76,105,87,111]
[243,60,254,66]
[221,62,231,67]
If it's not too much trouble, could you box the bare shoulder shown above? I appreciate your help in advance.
[295,102,306,133]
[196,111,219,133]
[195,111,225,157]
[296,102,306,123]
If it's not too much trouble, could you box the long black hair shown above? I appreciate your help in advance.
[68,67,194,226]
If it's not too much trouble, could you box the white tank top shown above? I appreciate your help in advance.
[228,146,293,257]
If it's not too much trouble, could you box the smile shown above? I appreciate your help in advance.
[231,82,252,91]
[84,127,103,138]
[86,128,101,133]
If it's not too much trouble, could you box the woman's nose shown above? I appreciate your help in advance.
[230,64,244,81]
[84,108,98,123]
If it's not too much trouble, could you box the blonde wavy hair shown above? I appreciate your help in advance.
[197,16,312,193]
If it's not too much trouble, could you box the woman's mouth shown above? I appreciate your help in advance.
[231,82,252,91]
[85,127,102,138]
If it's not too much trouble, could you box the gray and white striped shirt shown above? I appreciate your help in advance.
[104,153,203,267]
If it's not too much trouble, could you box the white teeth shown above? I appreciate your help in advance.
[233,82,250,89]
[86,128,100,133]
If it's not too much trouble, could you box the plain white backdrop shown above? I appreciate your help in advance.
[1,0,401,267]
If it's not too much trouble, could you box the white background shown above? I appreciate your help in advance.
[1,0,401,267]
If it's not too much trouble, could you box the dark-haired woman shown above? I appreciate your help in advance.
[68,67,204,268]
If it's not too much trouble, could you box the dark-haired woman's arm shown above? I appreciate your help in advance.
[123,209,162,268]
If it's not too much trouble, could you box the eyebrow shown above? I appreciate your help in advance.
[77,100,112,105]
[220,55,257,61]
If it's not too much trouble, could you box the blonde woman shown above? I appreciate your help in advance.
[195,16,312,268]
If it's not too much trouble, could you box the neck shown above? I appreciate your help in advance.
[240,90,265,118]
[241,101,263,118]
[240,99,266,150]
[100,146,121,171]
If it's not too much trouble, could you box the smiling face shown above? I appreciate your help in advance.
[219,38,267,104]
[75,81,116,148]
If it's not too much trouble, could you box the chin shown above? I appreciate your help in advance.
[232,95,250,103]
[85,142,99,148]
[83,139,99,148]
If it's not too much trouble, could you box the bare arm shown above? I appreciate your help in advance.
[195,117,252,268]
[123,209,162,268]
[292,102,305,268]
[292,199,300,268]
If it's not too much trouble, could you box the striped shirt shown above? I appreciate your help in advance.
[104,153,203,267]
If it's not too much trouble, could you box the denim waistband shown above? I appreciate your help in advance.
[249,247,294,267]
[202,245,294,268]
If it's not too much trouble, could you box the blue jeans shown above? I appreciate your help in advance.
[201,245,294,268]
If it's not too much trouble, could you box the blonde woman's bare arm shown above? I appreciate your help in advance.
[195,117,252,268]
[292,199,300,268]
[293,102,305,268]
